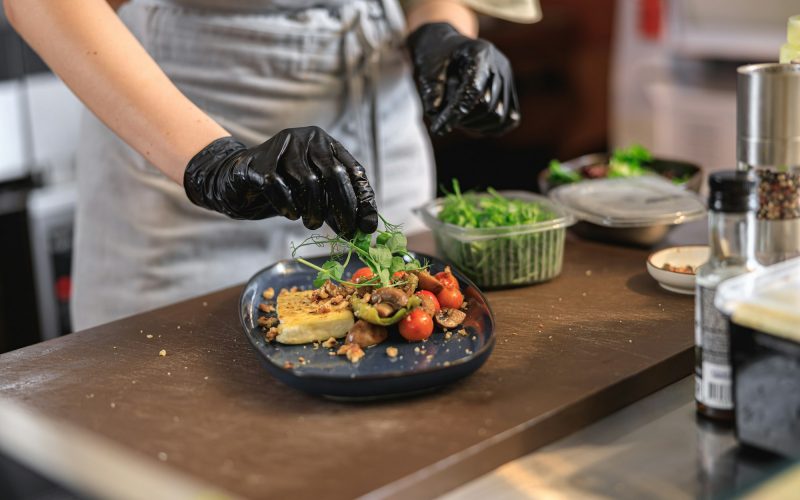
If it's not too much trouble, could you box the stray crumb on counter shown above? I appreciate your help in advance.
[202,301,208,307]
[146,334,153,339]
[159,349,167,357]
[585,270,593,277]
[321,337,337,349]
[386,346,399,358]
[110,402,116,409]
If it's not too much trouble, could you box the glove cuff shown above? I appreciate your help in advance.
[183,136,247,210]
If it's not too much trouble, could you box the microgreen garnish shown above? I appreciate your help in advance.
[291,215,427,288]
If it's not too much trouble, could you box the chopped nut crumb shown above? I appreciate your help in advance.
[465,349,473,354]
[425,354,433,361]
[337,343,364,363]
[298,356,306,364]
[146,334,153,339]
[444,331,453,340]
[386,346,399,358]
[413,346,421,354]
[283,361,294,369]
[265,327,279,342]
[289,286,299,293]
[262,288,275,300]
[258,303,276,313]
[328,351,336,356]
[457,329,468,337]
[322,337,338,349]
[443,361,451,367]
[159,349,167,357]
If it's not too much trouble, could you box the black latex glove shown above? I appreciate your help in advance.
[183,126,378,236]
[407,22,520,136]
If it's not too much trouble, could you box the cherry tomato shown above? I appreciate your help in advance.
[398,308,434,341]
[351,267,374,283]
[435,271,458,289]
[437,287,464,309]
[415,290,441,316]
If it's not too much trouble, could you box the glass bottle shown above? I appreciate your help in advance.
[695,171,759,421]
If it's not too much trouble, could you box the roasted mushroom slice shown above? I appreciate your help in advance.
[434,307,467,329]
[414,270,444,294]
[345,319,389,348]
[370,287,408,309]
[374,302,396,318]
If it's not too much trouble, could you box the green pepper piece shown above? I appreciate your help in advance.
[350,295,422,326]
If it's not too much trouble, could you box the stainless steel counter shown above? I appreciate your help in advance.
[441,377,793,499]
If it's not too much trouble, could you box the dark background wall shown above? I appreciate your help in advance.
[431,0,616,193]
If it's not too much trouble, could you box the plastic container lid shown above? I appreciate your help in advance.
[416,191,575,241]
[549,176,707,228]
[715,257,800,341]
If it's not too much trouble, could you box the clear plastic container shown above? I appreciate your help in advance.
[416,191,575,288]
[715,257,800,340]
[715,257,800,457]
[549,176,708,246]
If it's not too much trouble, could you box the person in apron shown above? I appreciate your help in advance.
[6,0,539,330]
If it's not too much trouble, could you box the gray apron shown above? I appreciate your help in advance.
[71,0,435,330]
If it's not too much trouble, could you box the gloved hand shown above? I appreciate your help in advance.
[407,22,520,136]
[183,126,378,236]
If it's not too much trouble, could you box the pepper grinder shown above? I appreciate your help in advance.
[736,63,800,265]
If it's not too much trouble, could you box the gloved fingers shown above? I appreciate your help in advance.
[277,137,324,230]
[308,134,358,236]
[483,76,521,135]
[416,72,447,117]
[333,141,378,234]
[261,169,299,221]
[430,56,491,135]
[458,72,505,130]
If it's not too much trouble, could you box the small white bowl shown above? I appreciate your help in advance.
[646,245,710,295]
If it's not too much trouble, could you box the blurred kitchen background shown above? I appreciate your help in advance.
[0,0,797,352]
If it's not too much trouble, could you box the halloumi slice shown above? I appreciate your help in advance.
[276,290,354,345]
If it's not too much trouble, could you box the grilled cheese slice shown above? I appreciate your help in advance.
[275,290,354,345]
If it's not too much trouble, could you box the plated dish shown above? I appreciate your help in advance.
[240,251,495,399]
[646,245,710,295]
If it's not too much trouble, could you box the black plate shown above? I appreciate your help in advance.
[239,253,495,399]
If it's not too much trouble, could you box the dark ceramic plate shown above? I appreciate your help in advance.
[239,253,495,399]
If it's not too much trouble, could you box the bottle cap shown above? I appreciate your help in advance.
[708,171,757,213]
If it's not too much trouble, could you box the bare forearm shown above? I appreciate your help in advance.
[405,0,478,37]
[4,0,228,183]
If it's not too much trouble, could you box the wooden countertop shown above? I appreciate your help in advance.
[0,227,703,499]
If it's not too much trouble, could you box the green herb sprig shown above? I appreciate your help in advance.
[291,216,426,289]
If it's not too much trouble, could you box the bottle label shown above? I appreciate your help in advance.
[695,285,733,410]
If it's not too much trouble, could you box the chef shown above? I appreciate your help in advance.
[5,0,539,329]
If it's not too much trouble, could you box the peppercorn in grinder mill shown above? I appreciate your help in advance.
[736,63,800,265]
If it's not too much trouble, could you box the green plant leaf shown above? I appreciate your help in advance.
[385,233,407,254]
